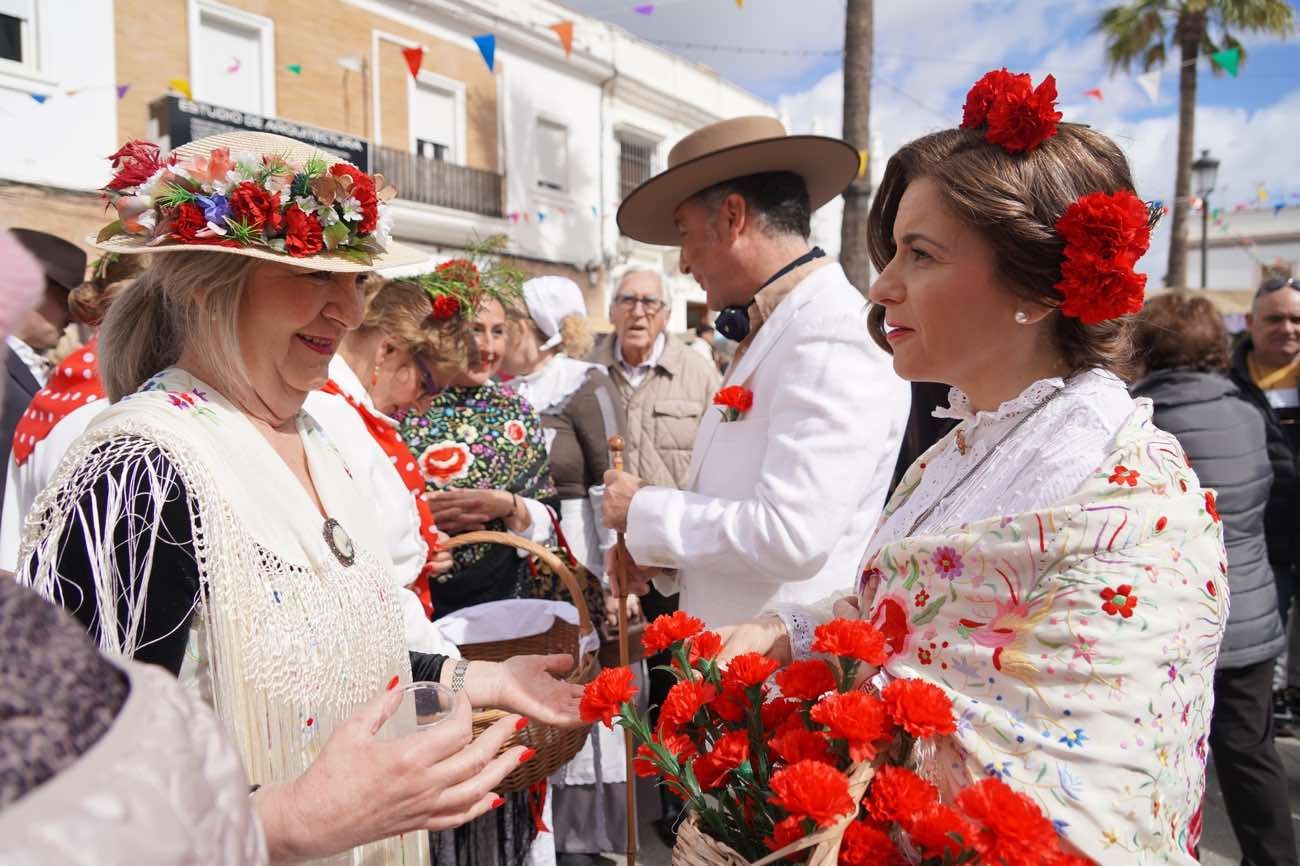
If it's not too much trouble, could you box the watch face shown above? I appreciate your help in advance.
[323,517,356,567]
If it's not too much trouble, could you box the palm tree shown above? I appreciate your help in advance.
[1099,0,1293,288]
[840,0,873,294]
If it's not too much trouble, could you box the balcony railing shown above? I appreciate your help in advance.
[373,145,504,218]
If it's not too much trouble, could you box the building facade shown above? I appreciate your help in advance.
[0,0,772,330]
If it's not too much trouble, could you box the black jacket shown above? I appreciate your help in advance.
[1229,339,1300,568]
[1133,368,1284,668]
[2,349,40,506]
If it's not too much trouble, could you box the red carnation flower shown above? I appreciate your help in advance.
[633,744,660,778]
[284,203,324,257]
[960,68,1031,130]
[812,619,889,666]
[768,727,832,765]
[865,765,939,828]
[170,201,208,244]
[955,777,1060,866]
[775,659,838,701]
[435,257,481,289]
[724,652,780,689]
[106,139,165,191]
[764,815,806,857]
[906,805,980,862]
[710,682,752,724]
[688,630,723,665]
[985,74,1062,153]
[761,697,802,730]
[1205,490,1221,523]
[839,820,905,866]
[769,760,856,828]
[330,162,379,234]
[430,295,461,320]
[642,610,706,655]
[712,385,753,413]
[1054,189,1152,324]
[228,181,284,235]
[880,678,957,738]
[693,729,750,790]
[579,666,637,728]
[810,691,893,762]
[659,729,698,763]
[660,679,717,729]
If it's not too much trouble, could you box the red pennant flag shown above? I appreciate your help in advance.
[549,21,574,57]
[1084,88,1103,101]
[401,46,424,79]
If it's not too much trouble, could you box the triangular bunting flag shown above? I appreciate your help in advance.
[633,4,654,13]
[590,205,598,217]
[473,35,496,72]
[401,46,424,79]
[1276,203,1286,216]
[65,88,80,96]
[286,63,302,75]
[1084,88,1103,101]
[735,0,743,7]
[1210,47,1240,77]
[1256,184,1269,203]
[537,210,546,222]
[1136,69,1160,103]
[30,93,46,104]
[116,84,130,100]
[169,78,192,99]
[549,21,574,57]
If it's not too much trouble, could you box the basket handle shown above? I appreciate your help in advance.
[442,530,595,644]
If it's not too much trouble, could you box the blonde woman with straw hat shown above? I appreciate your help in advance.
[14,132,584,865]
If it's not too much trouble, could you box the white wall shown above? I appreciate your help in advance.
[1186,207,1300,290]
[0,0,117,190]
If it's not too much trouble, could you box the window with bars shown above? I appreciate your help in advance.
[618,136,655,201]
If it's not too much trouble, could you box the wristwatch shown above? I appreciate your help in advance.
[451,658,470,692]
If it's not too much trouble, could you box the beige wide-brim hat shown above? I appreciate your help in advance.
[89,131,430,273]
[616,116,860,246]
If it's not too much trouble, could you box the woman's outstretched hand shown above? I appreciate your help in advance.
[256,683,529,863]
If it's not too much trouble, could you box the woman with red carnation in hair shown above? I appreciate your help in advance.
[709,69,1227,864]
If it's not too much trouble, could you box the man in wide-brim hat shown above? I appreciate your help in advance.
[601,115,911,630]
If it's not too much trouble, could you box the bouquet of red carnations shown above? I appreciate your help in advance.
[581,611,1093,866]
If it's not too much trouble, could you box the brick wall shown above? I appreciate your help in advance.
[0,182,108,261]
[114,0,499,171]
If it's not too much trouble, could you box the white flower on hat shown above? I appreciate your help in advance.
[338,195,363,223]
[375,203,394,251]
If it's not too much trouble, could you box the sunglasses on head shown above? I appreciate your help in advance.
[1256,276,1299,298]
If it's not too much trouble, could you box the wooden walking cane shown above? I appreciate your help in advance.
[608,435,638,866]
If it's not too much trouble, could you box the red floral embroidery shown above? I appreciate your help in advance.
[1155,516,1168,532]
[1100,583,1138,618]
[1108,465,1140,487]
[914,588,930,608]
[1206,580,1217,598]
[1204,490,1221,523]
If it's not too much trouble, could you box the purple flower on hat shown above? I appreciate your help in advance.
[197,193,232,231]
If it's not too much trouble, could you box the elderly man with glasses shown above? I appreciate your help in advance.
[1231,275,1300,733]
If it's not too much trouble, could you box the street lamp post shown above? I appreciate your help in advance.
[1191,149,1220,290]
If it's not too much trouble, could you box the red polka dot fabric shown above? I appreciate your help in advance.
[12,339,105,466]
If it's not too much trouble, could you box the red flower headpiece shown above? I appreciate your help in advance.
[960,68,1062,153]
[1054,189,1152,324]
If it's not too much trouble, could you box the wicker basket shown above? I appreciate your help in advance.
[443,530,599,792]
[670,761,879,866]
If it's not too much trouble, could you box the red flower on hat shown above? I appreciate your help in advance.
[579,666,637,728]
[430,295,461,320]
[171,202,209,244]
[961,69,1061,153]
[284,203,324,257]
[106,139,166,191]
[229,181,284,235]
[330,163,379,234]
[1055,189,1151,324]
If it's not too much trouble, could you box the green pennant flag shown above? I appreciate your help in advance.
[286,63,302,75]
[1210,47,1240,77]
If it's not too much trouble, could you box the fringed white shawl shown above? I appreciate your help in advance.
[17,368,426,866]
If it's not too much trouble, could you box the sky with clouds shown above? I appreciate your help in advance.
[563,0,1300,282]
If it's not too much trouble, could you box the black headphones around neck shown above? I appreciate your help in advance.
[714,247,826,343]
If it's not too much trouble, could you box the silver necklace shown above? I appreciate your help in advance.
[900,384,1067,539]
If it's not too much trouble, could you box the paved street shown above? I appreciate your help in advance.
[606,739,1300,865]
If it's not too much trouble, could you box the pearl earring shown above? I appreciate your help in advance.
[371,365,381,386]
[1014,311,1030,324]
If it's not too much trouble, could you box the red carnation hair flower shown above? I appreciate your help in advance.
[960,68,1061,154]
[1054,189,1152,324]
[768,727,832,765]
[768,760,856,828]
[106,139,166,191]
[775,659,837,701]
[955,777,1061,865]
[812,619,888,665]
[724,652,780,689]
[430,294,461,320]
[435,257,480,289]
[579,666,637,728]
[660,679,717,730]
[839,820,905,866]
[810,691,893,762]
[865,765,939,828]
[642,610,706,655]
[880,678,957,738]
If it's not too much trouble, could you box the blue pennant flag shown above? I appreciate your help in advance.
[473,34,496,72]
[30,93,47,104]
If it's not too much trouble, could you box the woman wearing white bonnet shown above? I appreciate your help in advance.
[501,277,638,863]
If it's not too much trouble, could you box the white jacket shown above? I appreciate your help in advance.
[624,263,910,628]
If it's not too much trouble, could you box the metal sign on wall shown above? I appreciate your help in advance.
[149,96,371,171]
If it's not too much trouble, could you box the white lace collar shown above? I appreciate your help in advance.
[933,376,1066,424]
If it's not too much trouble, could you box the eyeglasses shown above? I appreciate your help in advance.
[613,294,666,314]
[1256,277,1299,298]
[413,354,443,400]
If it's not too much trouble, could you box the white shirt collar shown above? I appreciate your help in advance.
[614,333,665,375]
[934,376,1067,425]
[5,335,49,387]
[327,354,385,418]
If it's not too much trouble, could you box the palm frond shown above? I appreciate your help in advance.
[1097,0,1175,72]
